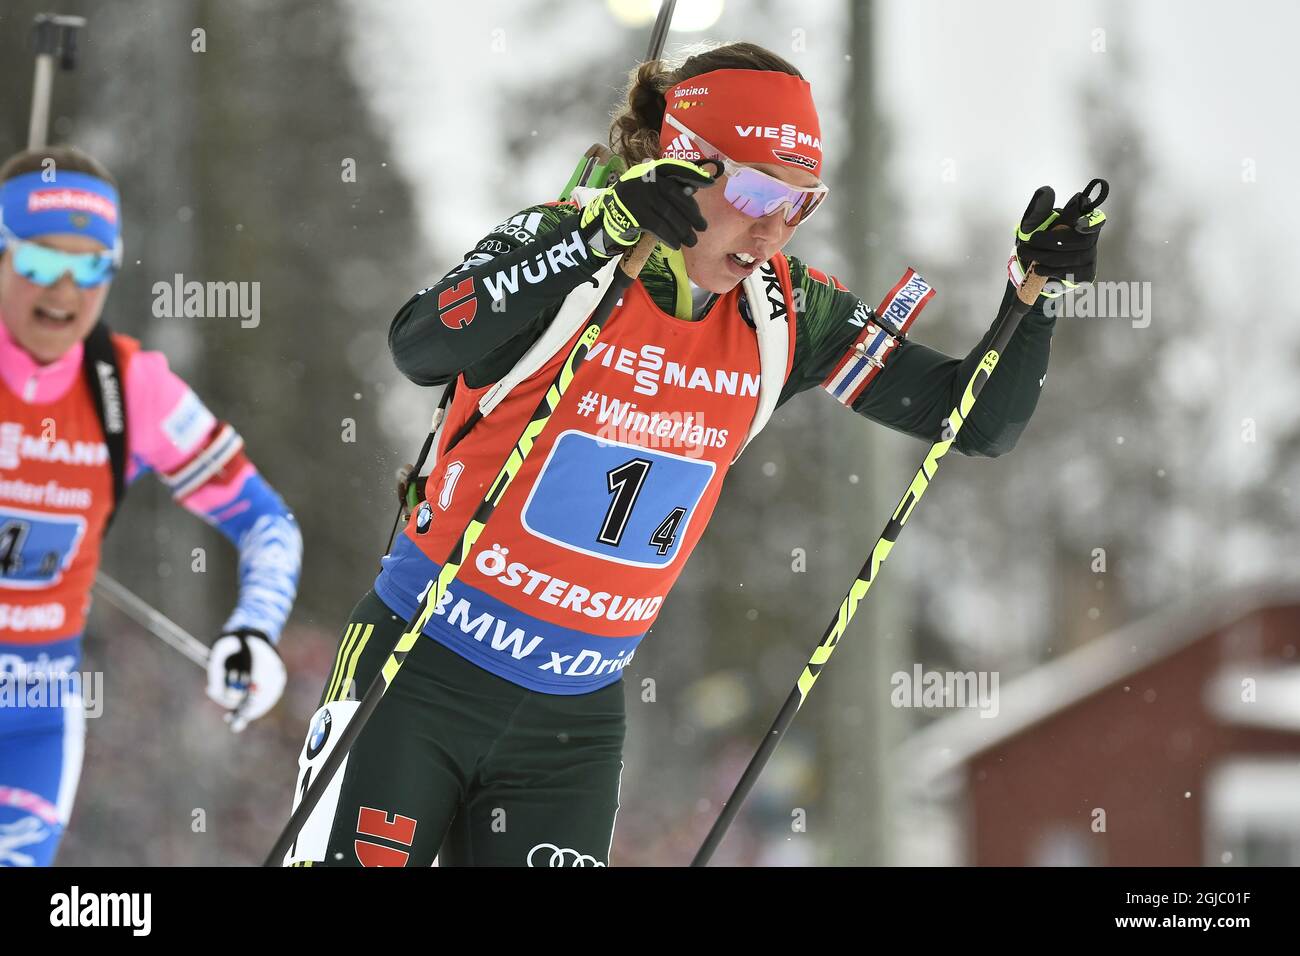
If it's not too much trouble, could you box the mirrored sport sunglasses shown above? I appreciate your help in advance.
[665,113,829,226]
[0,226,119,288]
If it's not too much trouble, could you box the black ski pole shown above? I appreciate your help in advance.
[27,13,86,150]
[385,388,453,555]
[381,0,678,556]
[691,179,1109,866]
[266,1,685,867]
[266,228,697,866]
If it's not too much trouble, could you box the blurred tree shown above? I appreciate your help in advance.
[902,23,1216,686]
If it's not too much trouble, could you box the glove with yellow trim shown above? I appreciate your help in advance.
[580,157,715,256]
[1009,182,1108,298]
[395,462,425,520]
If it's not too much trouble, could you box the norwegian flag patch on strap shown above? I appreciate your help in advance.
[821,268,935,408]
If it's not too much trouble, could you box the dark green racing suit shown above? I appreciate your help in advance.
[298,198,1055,867]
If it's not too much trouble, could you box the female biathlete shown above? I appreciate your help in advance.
[286,42,1104,867]
[0,146,303,866]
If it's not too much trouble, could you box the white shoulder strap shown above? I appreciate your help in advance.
[477,255,620,418]
[733,260,792,461]
[477,187,795,458]
[478,187,619,418]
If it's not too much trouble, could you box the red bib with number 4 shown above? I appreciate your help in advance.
[0,337,138,643]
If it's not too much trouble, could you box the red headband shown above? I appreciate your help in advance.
[659,68,823,176]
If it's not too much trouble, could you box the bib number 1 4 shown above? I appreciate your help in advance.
[597,459,686,557]
[521,431,713,568]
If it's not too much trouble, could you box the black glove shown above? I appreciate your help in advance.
[1010,178,1109,297]
[580,158,718,255]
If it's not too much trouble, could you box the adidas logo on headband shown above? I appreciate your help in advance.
[661,134,702,161]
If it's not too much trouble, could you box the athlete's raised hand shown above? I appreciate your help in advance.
[581,157,717,255]
[1009,179,1109,298]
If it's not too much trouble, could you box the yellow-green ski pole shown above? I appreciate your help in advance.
[692,179,1109,866]
[263,233,660,866]
[267,0,693,861]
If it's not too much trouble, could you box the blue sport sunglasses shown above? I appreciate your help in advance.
[0,226,119,288]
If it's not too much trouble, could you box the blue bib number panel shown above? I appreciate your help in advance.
[520,430,714,568]
[0,507,87,589]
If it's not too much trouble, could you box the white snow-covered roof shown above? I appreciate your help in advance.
[895,579,1300,788]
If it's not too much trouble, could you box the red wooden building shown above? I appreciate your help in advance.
[896,583,1300,865]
